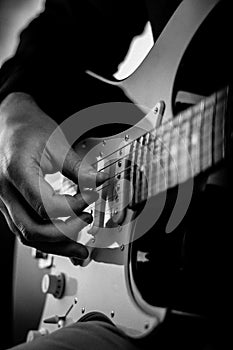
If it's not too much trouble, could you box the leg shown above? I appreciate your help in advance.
[7,318,141,350]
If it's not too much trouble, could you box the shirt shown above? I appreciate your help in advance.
[0,0,181,122]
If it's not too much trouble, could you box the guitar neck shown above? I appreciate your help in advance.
[129,87,230,205]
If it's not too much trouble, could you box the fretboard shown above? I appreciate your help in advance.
[129,87,229,205]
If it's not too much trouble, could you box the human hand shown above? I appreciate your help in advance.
[0,93,107,259]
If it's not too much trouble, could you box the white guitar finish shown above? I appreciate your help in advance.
[14,0,221,340]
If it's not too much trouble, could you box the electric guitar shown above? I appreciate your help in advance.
[13,0,232,342]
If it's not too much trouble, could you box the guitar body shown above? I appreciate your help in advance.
[14,0,231,342]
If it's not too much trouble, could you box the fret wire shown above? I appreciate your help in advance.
[211,92,217,166]
[201,103,214,171]
[134,137,143,204]
[166,122,173,188]
[214,91,225,164]
[147,133,156,198]
[177,121,184,183]
[154,134,163,196]
[199,100,206,172]
[150,137,158,197]
[141,133,150,202]
[190,107,202,175]
[129,139,137,207]
[168,126,179,188]
[161,131,170,190]
[138,135,145,203]
[179,120,191,182]
[220,89,227,160]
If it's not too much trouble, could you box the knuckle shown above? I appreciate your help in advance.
[17,233,29,246]
[16,222,33,242]
[64,152,81,177]
[36,202,48,219]
[5,154,24,182]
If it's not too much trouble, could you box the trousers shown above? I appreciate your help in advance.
[6,308,224,350]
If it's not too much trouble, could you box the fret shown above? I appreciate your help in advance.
[200,103,214,171]
[213,100,223,164]
[213,90,227,164]
[221,89,227,159]
[168,126,180,188]
[161,131,170,190]
[147,132,156,198]
[135,136,143,204]
[190,107,202,176]
[208,92,217,168]
[198,101,206,174]
[129,139,137,207]
[150,135,160,197]
[153,133,165,195]
[141,133,150,201]
[177,120,192,182]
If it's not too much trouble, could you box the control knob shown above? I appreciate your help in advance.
[26,328,49,342]
[41,273,65,299]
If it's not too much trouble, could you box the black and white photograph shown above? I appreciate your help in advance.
[0,1,232,349]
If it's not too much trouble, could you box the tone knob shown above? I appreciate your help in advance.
[41,273,65,299]
[26,328,49,342]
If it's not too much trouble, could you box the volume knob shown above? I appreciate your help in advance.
[26,328,49,342]
[41,273,65,299]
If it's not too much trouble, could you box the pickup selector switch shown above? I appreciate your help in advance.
[41,273,65,299]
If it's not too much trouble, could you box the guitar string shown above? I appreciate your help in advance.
[69,136,224,220]
[96,97,224,189]
[69,108,224,216]
[92,155,189,215]
[90,105,186,169]
[84,137,226,224]
[91,92,224,173]
[94,116,215,195]
[89,121,225,215]
[75,92,227,219]
[61,94,225,215]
